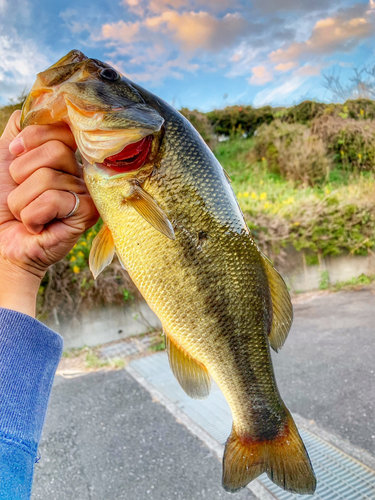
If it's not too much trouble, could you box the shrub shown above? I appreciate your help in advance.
[207,105,274,137]
[252,120,331,185]
[282,100,326,124]
[311,115,375,172]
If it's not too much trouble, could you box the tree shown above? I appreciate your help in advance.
[322,66,375,102]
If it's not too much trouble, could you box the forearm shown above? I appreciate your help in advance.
[0,257,42,318]
[0,308,63,499]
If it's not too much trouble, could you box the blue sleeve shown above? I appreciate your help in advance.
[0,308,63,500]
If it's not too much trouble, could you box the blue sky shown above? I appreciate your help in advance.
[0,0,374,110]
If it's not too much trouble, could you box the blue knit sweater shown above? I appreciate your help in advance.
[0,308,63,499]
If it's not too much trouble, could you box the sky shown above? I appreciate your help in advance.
[0,0,374,110]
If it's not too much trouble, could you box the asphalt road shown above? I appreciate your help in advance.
[32,289,375,499]
[32,370,255,500]
[272,288,375,456]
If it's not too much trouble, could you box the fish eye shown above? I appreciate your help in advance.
[100,68,119,81]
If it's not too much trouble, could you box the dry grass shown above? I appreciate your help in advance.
[252,120,331,186]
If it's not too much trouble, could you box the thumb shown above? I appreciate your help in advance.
[0,110,22,161]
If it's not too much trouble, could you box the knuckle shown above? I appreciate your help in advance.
[9,159,22,183]
[20,125,44,149]
[7,189,17,213]
[35,166,56,185]
[44,140,69,162]
[39,189,57,208]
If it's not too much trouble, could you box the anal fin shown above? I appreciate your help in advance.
[89,224,115,279]
[261,253,293,352]
[166,334,211,400]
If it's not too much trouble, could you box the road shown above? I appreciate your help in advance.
[32,289,375,499]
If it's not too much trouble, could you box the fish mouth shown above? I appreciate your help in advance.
[102,135,153,174]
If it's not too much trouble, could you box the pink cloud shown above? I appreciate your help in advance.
[248,65,273,85]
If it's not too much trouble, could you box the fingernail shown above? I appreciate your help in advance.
[9,137,25,156]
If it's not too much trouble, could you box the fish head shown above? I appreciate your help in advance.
[21,50,164,183]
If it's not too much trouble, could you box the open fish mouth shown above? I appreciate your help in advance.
[102,135,153,173]
[20,50,163,171]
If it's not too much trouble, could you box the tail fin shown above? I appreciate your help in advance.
[222,414,316,495]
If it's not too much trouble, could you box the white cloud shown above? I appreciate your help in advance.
[0,32,50,104]
[253,75,306,106]
[0,0,7,13]
[269,5,374,65]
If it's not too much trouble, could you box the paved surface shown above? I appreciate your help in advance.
[32,370,255,500]
[32,289,375,499]
[272,289,375,456]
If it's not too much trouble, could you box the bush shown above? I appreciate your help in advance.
[282,100,326,124]
[207,105,274,137]
[179,108,217,150]
[252,120,331,185]
[311,115,375,172]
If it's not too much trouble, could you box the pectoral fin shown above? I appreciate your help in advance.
[166,334,211,399]
[127,185,175,240]
[261,254,293,352]
[89,224,115,279]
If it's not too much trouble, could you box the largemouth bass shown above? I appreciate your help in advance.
[21,50,316,494]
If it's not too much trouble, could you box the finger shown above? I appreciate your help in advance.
[7,168,86,221]
[20,190,95,235]
[9,122,76,157]
[9,140,82,184]
[0,111,21,162]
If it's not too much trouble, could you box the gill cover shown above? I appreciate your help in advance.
[21,50,164,164]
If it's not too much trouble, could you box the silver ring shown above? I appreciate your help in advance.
[63,191,80,219]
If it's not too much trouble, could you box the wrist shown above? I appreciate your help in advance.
[0,256,43,318]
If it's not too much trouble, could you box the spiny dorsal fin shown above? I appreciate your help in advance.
[89,224,115,279]
[261,253,293,352]
[166,334,211,400]
[127,185,175,240]
[223,169,232,183]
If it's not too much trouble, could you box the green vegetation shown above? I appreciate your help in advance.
[1,97,375,315]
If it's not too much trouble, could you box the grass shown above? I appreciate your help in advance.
[214,137,375,218]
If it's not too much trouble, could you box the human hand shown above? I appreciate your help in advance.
[0,111,99,316]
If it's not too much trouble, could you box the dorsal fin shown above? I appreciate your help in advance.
[261,254,293,352]
[166,334,211,400]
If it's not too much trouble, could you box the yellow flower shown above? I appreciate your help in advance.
[259,180,264,186]
[325,189,330,194]
[260,192,267,200]
[73,265,80,274]
[261,157,266,161]
[340,150,344,155]
[360,109,364,115]
[264,202,271,209]
[294,221,300,226]
[358,153,362,159]
[250,192,257,199]
[283,196,294,205]
[77,251,85,258]
[81,241,88,247]
[243,192,249,197]
[238,192,243,198]
[70,256,76,262]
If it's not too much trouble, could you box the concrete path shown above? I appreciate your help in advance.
[32,289,375,499]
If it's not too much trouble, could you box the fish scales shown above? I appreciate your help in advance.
[21,50,316,495]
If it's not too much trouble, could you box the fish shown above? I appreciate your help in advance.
[21,50,316,495]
